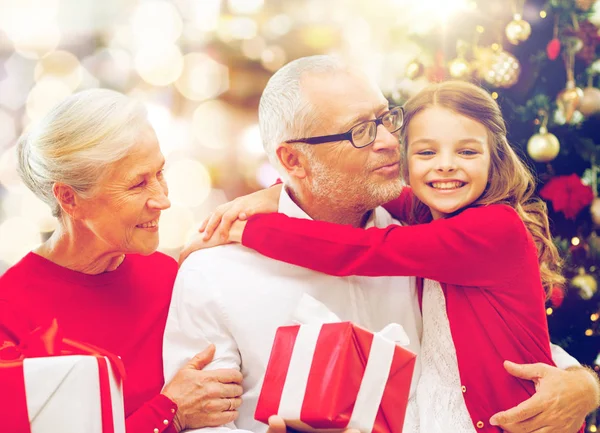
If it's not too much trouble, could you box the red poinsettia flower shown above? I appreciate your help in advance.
[540,174,594,220]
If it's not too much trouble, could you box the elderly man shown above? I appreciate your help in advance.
[163,56,599,433]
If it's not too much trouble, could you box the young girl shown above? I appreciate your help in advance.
[194,81,579,433]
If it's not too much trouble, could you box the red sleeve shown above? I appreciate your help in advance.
[125,393,178,433]
[242,204,529,287]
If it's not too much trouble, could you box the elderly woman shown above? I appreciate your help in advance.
[0,89,242,433]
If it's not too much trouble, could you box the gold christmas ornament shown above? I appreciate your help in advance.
[505,14,532,45]
[448,57,472,79]
[527,123,560,162]
[579,87,600,116]
[591,197,600,226]
[405,60,424,80]
[572,267,598,300]
[477,47,521,88]
[556,80,584,122]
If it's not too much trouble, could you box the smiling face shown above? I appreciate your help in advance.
[406,106,491,219]
[77,127,171,255]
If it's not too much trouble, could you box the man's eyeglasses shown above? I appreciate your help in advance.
[285,106,404,149]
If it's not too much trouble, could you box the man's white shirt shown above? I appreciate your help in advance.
[162,189,423,433]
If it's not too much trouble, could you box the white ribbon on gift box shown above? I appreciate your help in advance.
[23,355,125,433]
[279,294,410,432]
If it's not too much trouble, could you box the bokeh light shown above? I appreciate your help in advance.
[192,100,232,149]
[218,17,258,41]
[0,109,17,148]
[1,0,61,59]
[0,217,41,264]
[241,124,265,156]
[175,53,229,101]
[131,0,183,47]
[34,50,83,91]
[26,77,73,122]
[190,0,222,32]
[0,54,37,111]
[164,158,212,207]
[261,46,287,72]
[241,37,267,60]
[0,145,21,192]
[134,44,184,86]
[227,0,264,15]
[158,205,195,250]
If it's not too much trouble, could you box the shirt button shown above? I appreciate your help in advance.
[476,421,484,428]
[153,429,159,433]
[163,419,169,425]
[461,385,466,393]
[171,408,176,414]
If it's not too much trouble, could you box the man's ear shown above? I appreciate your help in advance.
[53,182,83,219]
[276,143,308,180]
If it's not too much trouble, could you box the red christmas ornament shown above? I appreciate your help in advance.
[550,286,565,308]
[539,174,594,220]
[546,38,561,60]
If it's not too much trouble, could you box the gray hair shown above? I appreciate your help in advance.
[258,55,347,179]
[17,88,149,217]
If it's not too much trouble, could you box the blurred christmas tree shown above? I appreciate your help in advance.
[389,0,600,429]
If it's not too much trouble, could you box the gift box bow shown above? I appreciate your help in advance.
[0,319,126,433]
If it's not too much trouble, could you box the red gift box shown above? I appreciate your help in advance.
[0,319,126,433]
[255,322,416,433]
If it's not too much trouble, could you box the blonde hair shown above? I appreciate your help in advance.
[399,81,564,292]
[17,88,149,217]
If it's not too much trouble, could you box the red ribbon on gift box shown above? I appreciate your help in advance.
[0,319,126,433]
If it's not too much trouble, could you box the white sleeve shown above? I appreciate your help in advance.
[162,259,254,433]
[550,343,581,370]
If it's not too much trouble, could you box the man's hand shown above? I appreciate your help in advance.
[489,361,599,433]
[265,416,360,433]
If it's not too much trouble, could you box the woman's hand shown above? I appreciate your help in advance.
[162,345,244,432]
[199,183,283,242]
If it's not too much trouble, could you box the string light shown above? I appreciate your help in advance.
[591,313,599,322]
[590,425,597,433]
[585,329,594,337]
[546,307,553,315]
[571,237,580,246]
[491,92,499,99]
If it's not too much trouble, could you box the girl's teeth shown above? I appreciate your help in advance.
[431,181,464,189]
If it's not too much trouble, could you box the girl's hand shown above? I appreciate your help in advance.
[199,183,283,242]
[178,220,247,266]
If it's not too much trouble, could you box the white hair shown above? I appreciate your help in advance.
[258,55,347,179]
[17,88,149,217]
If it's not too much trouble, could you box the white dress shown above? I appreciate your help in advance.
[403,279,476,433]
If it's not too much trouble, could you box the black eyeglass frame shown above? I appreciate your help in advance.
[284,106,404,149]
